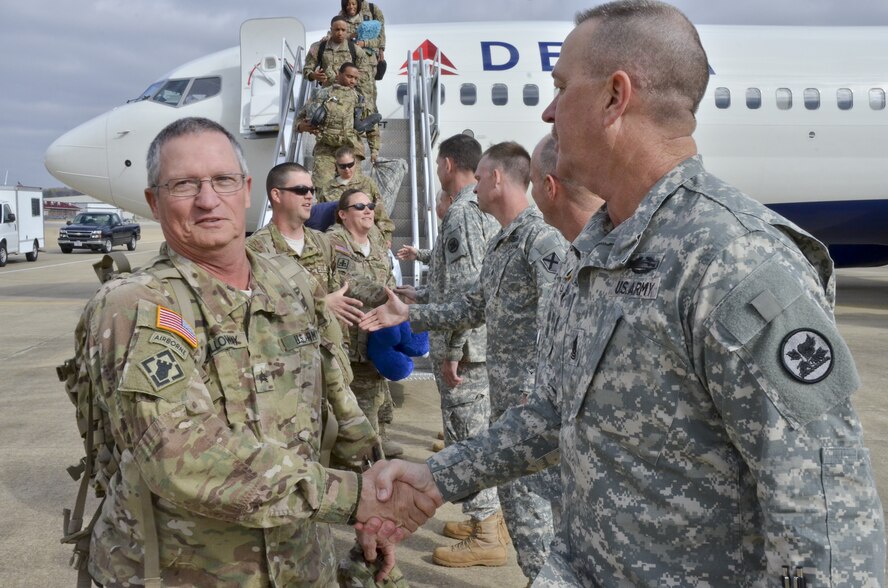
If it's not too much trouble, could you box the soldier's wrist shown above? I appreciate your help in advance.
[347,472,363,525]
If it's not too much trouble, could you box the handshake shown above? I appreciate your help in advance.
[353,459,444,580]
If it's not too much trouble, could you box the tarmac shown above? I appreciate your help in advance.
[1,220,886,586]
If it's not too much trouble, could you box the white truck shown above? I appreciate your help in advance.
[0,185,44,266]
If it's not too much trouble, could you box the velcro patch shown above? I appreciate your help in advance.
[149,332,190,359]
[156,306,198,348]
[138,350,186,390]
[336,255,351,271]
[280,329,320,351]
[781,328,834,384]
[613,278,660,300]
[540,252,561,274]
[207,333,247,357]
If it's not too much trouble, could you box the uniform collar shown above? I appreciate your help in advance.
[450,183,477,206]
[492,206,537,247]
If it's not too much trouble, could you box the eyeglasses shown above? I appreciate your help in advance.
[345,202,376,211]
[278,185,316,196]
[155,174,245,198]
[336,161,356,170]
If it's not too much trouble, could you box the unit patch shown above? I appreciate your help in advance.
[139,350,186,390]
[446,237,459,254]
[336,256,351,271]
[781,329,834,383]
[156,306,198,348]
[614,278,660,299]
[149,332,190,359]
[541,252,562,274]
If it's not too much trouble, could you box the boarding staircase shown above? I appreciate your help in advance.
[240,18,444,287]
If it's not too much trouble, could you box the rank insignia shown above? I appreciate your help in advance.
[156,306,198,348]
[781,329,833,383]
[139,350,186,390]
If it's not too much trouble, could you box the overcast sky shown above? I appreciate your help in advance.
[4,0,888,189]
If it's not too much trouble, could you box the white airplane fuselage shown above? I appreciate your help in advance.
[44,21,888,266]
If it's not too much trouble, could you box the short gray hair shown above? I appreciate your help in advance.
[146,117,249,188]
[576,0,709,129]
[534,134,558,178]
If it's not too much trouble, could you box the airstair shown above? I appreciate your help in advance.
[240,18,444,286]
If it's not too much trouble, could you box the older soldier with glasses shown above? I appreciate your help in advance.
[71,117,436,587]
[362,2,886,586]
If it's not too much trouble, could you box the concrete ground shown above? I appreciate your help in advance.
[0,220,886,585]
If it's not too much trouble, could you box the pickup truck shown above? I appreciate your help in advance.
[58,212,141,254]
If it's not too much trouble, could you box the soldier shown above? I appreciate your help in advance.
[319,146,394,244]
[365,2,887,586]
[246,161,365,325]
[297,62,380,187]
[73,117,435,586]
[390,133,506,567]
[338,0,386,113]
[304,16,370,89]
[327,189,402,457]
[361,142,566,577]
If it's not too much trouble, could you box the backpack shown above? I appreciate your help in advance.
[316,37,358,67]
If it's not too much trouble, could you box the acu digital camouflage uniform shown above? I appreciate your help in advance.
[297,84,380,187]
[246,222,339,293]
[319,173,395,244]
[409,206,565,578]
[327,223,395,433]
[342,2,386,112]
[416,183,501,522]
[427,156,886,587]
[303,38,374,111]
[78,243,380,587]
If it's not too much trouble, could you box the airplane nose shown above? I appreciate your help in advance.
[44,113,111,199]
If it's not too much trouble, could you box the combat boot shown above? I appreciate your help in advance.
[443,512,511,543]
[379,423,404,457]
[433,511,508,567]
[431,439,445,452]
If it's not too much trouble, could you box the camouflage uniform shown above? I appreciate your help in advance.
[427,156,886,586]
[342,2,386,112]
[408,206,566,578]
[416,183,501,522]
[319,173,395,244]
[297,84,380,187]
[80,244,379,587]
[303,38,372,107]
[327,224,395,433]
[247,222,339,293]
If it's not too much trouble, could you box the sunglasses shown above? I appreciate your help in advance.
[278,185,315,196]
[345,202,376,211]
[336,161,356,170]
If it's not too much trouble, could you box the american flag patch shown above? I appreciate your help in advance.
[156,306,198,348]
[334,244,350,254]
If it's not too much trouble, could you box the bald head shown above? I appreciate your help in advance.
[576,0,709,131]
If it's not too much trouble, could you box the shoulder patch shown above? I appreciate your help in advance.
[781,328,834,384]
[156,306,198,348]
[138,350,186,390]
[540,251,562,274]
[446,236,459,253]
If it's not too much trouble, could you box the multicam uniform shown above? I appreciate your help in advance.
[408,206,566,578]
[79,244,378,587]
[303,38,372,102]
[327,224,395,432]
[319,173,395,244]
[247,223,339,293]
[417,183,501,522]
[341,1,386,112]
[297,83,380,187]
[427,156,886,586]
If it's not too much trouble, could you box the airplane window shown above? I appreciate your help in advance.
[523,84,539,106]
[396,83,408,106]
[129,80,165,103]
[152,79,190,107]
[492,84,508,106]
[869,88,886,110]
[745,88,762,110]
[776,88,792,110]
[460,84,477,106]
[183,77,221,105]
[714,87,731,109]
[836,88,853,111]
[804,88,820,110]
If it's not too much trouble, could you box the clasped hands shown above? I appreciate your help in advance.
[353,459,443,579]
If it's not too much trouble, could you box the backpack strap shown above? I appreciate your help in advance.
[369,3,378,20]
[92,252,132,283]
[317,38,358,69]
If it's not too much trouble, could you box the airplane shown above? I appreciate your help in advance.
[44,20,888,267]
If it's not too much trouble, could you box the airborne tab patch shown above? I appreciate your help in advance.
[781,328,834,384]
[156,306,198,348]
[139,350,186,390]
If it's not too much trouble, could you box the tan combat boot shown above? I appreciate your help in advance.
[443,512,512,543]
[433,511,508,567]
[379,423,404,457]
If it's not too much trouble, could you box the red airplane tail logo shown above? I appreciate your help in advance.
[399,40,458,75]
